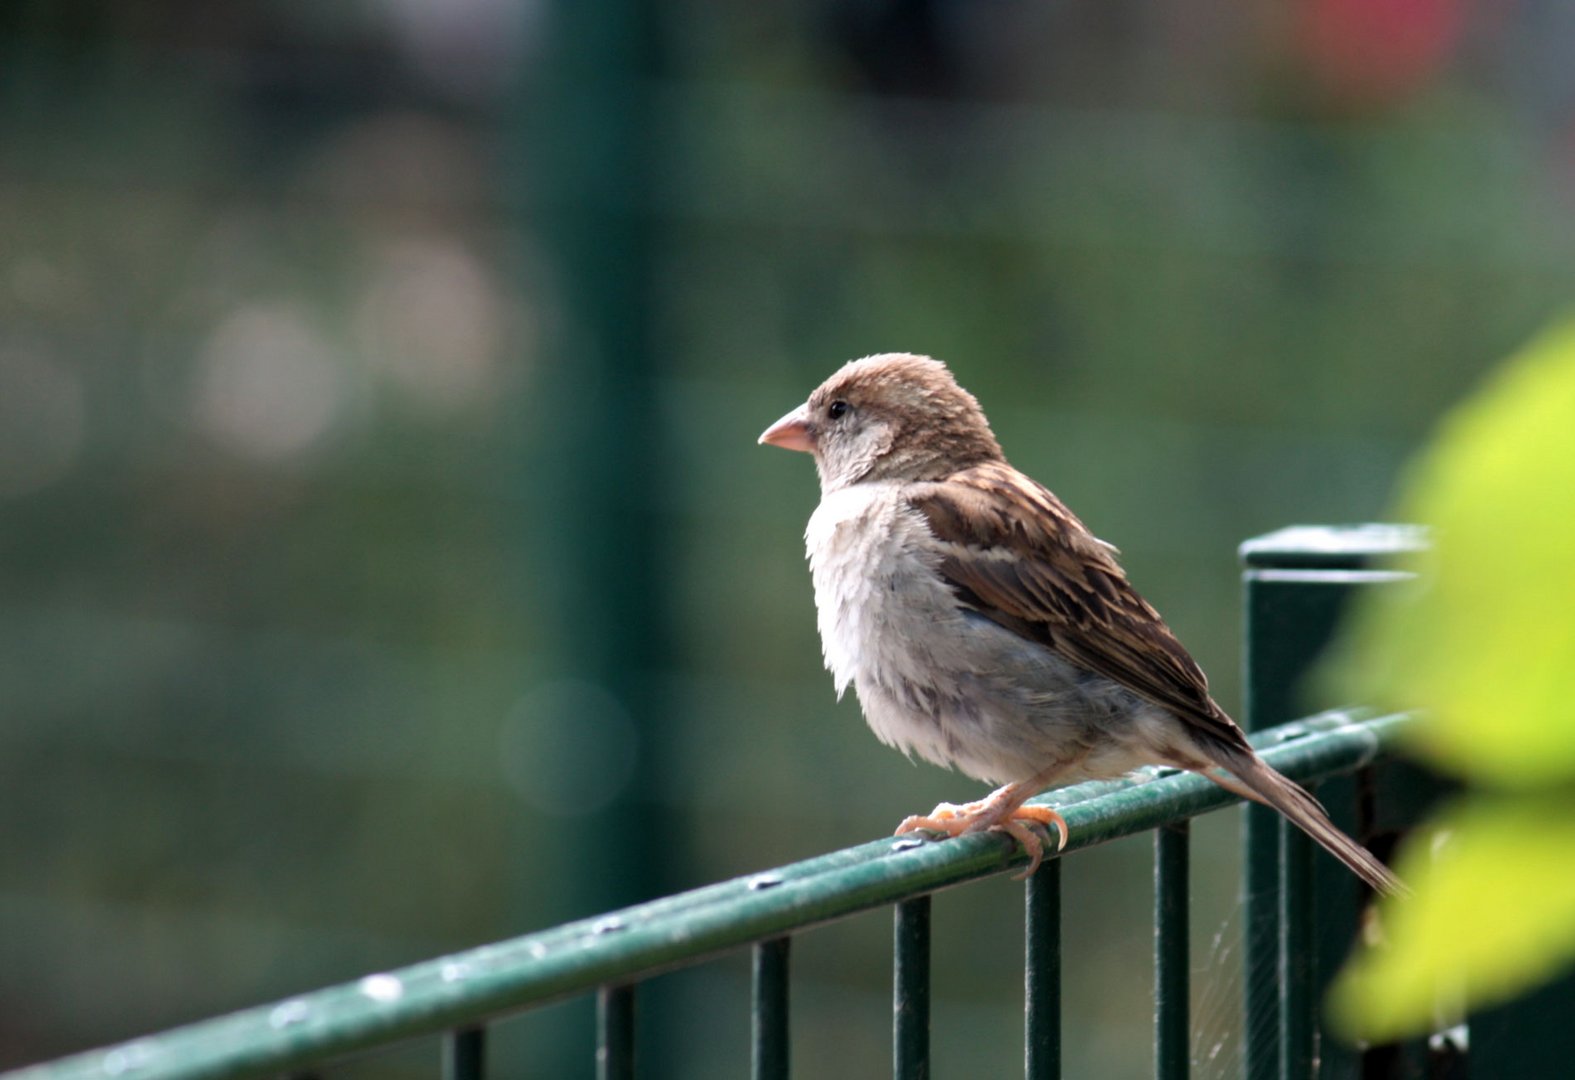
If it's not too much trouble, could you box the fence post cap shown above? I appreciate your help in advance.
[1239,524,1428,569]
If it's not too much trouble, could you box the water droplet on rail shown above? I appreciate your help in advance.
[890,837,925,852]
[747,872,783,890]
[440,962,473,983]
[528,941,548,959]
[359,974,404,1003]
[592,917,625,935]
[103,1042,157,1075]
[269,999,311,1028]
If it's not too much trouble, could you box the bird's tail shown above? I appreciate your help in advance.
[1214,750,1407,898]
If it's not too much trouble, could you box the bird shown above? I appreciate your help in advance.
[758,352,1402,894]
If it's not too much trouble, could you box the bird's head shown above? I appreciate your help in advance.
[758,353,1003,491]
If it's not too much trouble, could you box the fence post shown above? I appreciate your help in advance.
[1239,524,1425,1080]
[528,1,677,1074]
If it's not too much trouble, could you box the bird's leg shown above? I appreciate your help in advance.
[895,769,1069,880]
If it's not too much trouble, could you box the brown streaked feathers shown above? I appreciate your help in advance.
[907,462,1247,756]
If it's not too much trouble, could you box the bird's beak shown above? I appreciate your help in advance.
[758,405,814,453]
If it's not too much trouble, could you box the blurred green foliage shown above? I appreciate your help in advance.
[1329,321,1575,1040]
[3,1,1575,1076]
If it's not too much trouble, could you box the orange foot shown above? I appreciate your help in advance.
[896,790,1068,881]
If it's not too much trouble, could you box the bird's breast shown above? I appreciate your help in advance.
[804,483,1154,786]
[805,484,1021,777]
[805,484,960,701]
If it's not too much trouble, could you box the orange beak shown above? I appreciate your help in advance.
[758,405,814,453]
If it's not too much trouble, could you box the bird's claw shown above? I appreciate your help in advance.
[894,801,1068,880]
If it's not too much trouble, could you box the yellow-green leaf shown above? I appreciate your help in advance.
[1329,793,1575,1042]
[1339,320,1575,786]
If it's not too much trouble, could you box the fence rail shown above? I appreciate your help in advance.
[6,710,1408,1080]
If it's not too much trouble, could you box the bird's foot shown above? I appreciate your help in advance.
[895,797,1068,880]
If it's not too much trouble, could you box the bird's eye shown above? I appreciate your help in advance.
[827,400,850,420]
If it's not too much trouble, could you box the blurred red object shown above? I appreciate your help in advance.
[1299,0,1468,102]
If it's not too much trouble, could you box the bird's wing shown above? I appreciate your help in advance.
[906,461,1249,752]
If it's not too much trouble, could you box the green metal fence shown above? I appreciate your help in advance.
[2,528,1423,1080]
[1,713,1407,1080]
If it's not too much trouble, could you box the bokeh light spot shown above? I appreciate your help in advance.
[354,237,504,416]
[194,304,349,460]
[500,681,640,817]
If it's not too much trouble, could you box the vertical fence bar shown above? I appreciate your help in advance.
[1242,803,1281,1080]
[752,936,791,1080]
[1025,859,1060,1080]
[1280,820,1315,1080]
[1311,772,1363,1080]
[1155,821,1190,1080]
[894,895,932,1080]
[597,985,635,1080]
[444,1026,485,1080]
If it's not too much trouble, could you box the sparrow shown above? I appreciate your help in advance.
[759,353,1401,893]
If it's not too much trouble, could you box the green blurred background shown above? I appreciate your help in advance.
[2,1,1572,1077]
